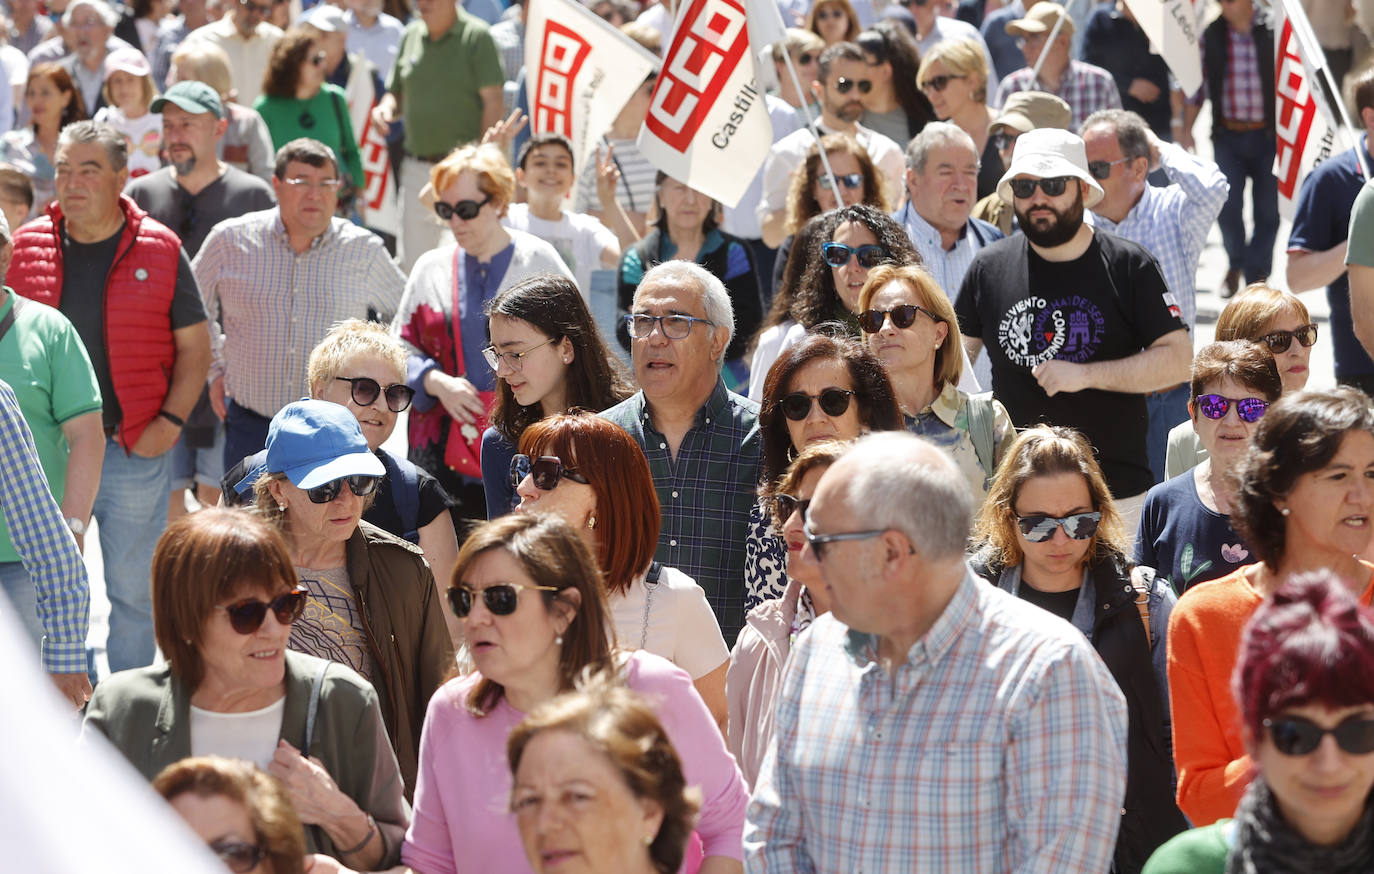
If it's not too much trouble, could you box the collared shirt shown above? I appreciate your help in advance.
[903,381,1014,504]
[8,15,53,55]
[744,572,1129,873]
[0,378,89,674]
[993,59,1123,132]
[1092,142,1229,329]
[1222,22,1265,122]
[601,381,762,644]
[183,17,284,106]
[346,9,406,79]
[893,202,1000,305]
[192,208,407,417]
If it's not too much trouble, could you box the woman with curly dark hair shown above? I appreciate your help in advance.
[760,132,887,259]
[858,22,937,144]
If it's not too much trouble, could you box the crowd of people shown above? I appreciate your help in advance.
[5,0,1374,870]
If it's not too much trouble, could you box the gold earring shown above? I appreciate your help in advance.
[587,515,596,529]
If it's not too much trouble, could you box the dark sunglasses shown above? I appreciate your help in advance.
[509,453,590,491]
[778,388,854,421]
[1016,511,1102,543]
[1008,176,1074,199]
[794,51,814,65]
[335,376,415,412]
[447,582,559,618]
[821,241,889,269]
[210,841,267,874]
[833,76,872,95]
[859,304,940,334]
[433,195,491,221]
[219,587,308,635]
[1087,157,1130,180]
[920,74,966,92]
[1264,715,1374,756]
[1258,323,1318,354]
[305,474,381,504]
[1195,393,1269,424]
[818,172,864,191]
[991,131,1018,151]
[772,493,811,528]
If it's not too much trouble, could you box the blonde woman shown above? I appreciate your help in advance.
[918,39,1002,199]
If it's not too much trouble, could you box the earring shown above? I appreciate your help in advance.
[555,635,564,645]
[1280,507,1291,517]
[563,357,570,363]
[587,515,596,529]
[278,504,287,512]
[642,834,654,847]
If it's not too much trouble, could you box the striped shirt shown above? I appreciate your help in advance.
[602,382,762,644]
[574,137,661,217]
[745,572,1129,873]
[193,209,407,418]
[0,378,89,674]
[993,59,1123,133]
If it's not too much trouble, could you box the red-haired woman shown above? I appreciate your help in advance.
[512,410,729,731]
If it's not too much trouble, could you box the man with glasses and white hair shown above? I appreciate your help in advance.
[954,128,1189,526]
[602,260,762,645]
[183,0,284,105]
[55,0,119,115]
[744,431,1128,872]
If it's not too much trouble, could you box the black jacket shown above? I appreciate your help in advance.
[1203,13,1276,135]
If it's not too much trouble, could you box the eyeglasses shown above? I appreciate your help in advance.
[210,841,267,874]
[448,582,560,618]
[821,241,889,269]
[433,195,491,221]
[778,388,854,420]
[1264,715,1374,756]
[1008,176,1074,199]
[991,131,1018,151]
[818,172,864,191]
[310,50,328,66]
[510,453,590,491]
[920,74,966,92]
[304,474,381,504]
[1258,323,1319,354]
[217,586,309,635]
[1016,512,1102,543]
[624,313,715,340]
[282,176,341,191]
[772,493,811,528]
[1195,393,1269,424]
[833,76,872,95]
[858,304,940,334]
[816,6,846,18]
[334,376,415,412]
[1087,157,1132,180]
[483,336,557,372]
[802,520,887,560]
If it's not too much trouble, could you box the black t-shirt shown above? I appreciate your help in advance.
[955,231,1185,497]
[127,166,276,258]
[1017,582,1080,623]
[58,223,207,429]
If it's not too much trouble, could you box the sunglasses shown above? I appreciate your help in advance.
[818,172,864,191]
[1016,511,1102,543]
[218,586,308,635]
[779,388,854,420]
[1008,176,1074,199]
[483,336,557,372]
[1264,715,1374,756]
[920,74,966,92]
[859,304,940,334]
[816,6,846,18]
[448,582,559,618]
[510,453,590,491]
[1087,157,1130,180]
[802,520,887,560]
[1195,393,1269,424]
[433,195,491,221]
[210,841,267,874]
[991,131,1018,151]
[334,376,415,412]
[794,51,814,66]
[833,76,872,95]
[305,474,381,504]
[821,241,889,269]
[239,0,272,12]
[772,493,811,528]
[1258,323,1318,354]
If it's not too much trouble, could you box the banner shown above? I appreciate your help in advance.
[524,0,660,174]
[356,94,399,236]
[1121,0,1202,96]
[636,0,774,208]
[1273,0,1352,218]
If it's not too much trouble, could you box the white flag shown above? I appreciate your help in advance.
[524,0,660,174]
[355,92,400,236]
[1273,0,1352,218]
[1121,0,1202,96]
[637,0,773,208]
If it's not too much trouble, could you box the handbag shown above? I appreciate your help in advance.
[442,247,496,479]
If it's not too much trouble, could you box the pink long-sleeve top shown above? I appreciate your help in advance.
[400,650,749,874]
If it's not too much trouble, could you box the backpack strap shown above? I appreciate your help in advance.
[380,449,422,544]
[1129,566,1155,650]
[965,391,998,486]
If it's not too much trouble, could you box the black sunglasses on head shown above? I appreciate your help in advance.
[1008,176,1075,199]
[1265,715,1374,756]
[219,586,309,635]
[447,582,559,618]
[305,474,381,504]
[509,453,590,491]
[859,304,940,334]
[335,376,415,412]
[1258,323,1318,354]
[433,195,491,221]
[833,76,872,95]
[778,388,854,420]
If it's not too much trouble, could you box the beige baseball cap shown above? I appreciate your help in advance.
[1006,2,1074,38]
[992,91,1072,134]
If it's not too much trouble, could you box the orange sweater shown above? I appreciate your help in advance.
[1168,562,1374,825]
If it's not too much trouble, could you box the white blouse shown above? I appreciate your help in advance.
[610,565,729,680]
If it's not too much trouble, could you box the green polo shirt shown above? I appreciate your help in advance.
[386,8,504,158]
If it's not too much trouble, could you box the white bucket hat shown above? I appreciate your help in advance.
[996,127,1104,209]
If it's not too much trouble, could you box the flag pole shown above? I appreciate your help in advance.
[1030,0,1077,88]
[1270,0,1367,179]
[777,46,843,200]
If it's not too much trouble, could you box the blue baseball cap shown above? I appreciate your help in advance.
[264,400,384,489]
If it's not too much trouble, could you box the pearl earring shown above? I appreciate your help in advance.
[563,357,570,363]
[642,834,654,846]
[555,635,564,645]
[278,504,287,512]
[1280,507,1291,516]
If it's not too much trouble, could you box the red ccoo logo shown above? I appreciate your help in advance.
[1274,21,1317,200]
[645,0,749,153]
[534,21,591,137]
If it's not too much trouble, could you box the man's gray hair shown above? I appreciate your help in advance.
[840,432,974,561]
[905,121,978,173]
[635,260,735,360]
[1081,108,1151,163]
[58,120,128,172]
[62,0,119,28]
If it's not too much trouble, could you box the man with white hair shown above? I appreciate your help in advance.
[744,432,1129,871]
[602,260,762,645]
[955,128,1189,521]
[56,0,117,114]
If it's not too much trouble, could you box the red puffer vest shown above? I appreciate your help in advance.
[9,195,182,452]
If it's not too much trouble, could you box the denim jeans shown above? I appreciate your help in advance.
[0,560,43,652]
[1146,383,1191,486]
[1213,128,1279,282]
[93,438,172,672]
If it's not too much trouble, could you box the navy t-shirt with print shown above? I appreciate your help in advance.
[1134,470,1254,594]
[955,230,1185,498]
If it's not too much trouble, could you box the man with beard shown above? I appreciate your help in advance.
[954,128,1189,524]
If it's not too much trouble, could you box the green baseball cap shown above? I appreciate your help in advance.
[150,80,224,120]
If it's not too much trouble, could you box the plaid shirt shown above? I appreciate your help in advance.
[602,381,761,644]
[0,379,89,673]
[745,572,1129,873]
[1091,142,1230,328]
[1223,23,1265,122]
[993,59,1123,133]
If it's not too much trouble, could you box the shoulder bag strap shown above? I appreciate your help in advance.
[1129,566,1155,650]
[639,562,663,649]
[450,247,467,378]
[0,293,22,345]
[966,391,998,482]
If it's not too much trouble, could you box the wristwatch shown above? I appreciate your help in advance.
[66,517,87,536]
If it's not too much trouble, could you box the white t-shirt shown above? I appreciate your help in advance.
[574,136,659,219]
[94,107,164,181]
[502,203,615,298]
[610,564,729,681]
[189,695,286,770]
